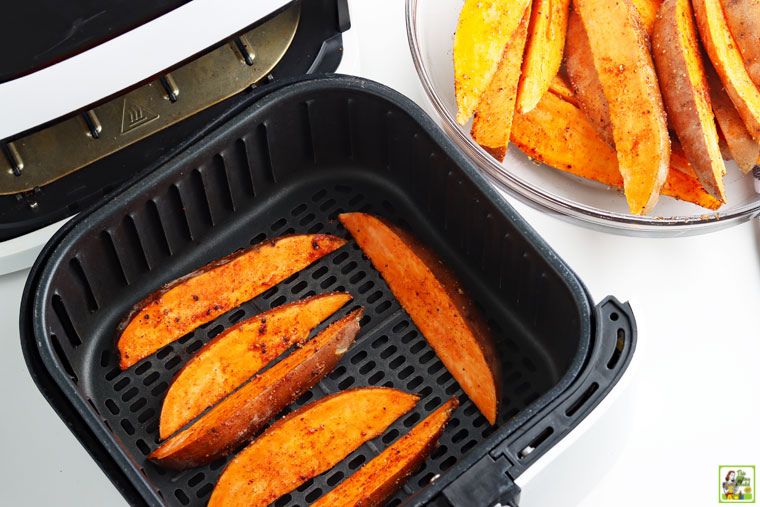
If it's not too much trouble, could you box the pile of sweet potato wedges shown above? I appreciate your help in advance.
[454,0,760,214]
[115,213,502,506]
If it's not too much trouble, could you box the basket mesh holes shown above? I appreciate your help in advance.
[367,371,384,385]
[196,484,213,499]
[156,346,173,360]
[326,471,344,487]
[105,399,119,415]
[175,489,190,505]
[136,439,150,456]
[129,397,147,413]
[348,455,365,470]
[274,494,292,507]
[304,488,322,503]
[121,387,139,402]
[187,473,204,487]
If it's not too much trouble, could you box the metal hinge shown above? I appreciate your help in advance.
[0,3,301,196]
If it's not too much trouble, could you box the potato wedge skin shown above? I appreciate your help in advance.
[117,234,346,369]
[653,0,726,201]
[339,213,501,425]
[158,292,352,439]
[708,67,760,172]
[311,398,459,507]
[693,0,760,138]
[517,0,571,114]
[574,0,671,214]
[721,0,760,87]
[149,309,363,469]
[549,75,578,104]
[454,0,532,124]
[632,0,663,34]
[208,388,419,507]
[512,91,722,210]
[471,10,531,160]
[564,9,614,145]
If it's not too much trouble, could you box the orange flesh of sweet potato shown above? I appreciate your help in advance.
[653,0,727,201]
[632,0,663,34]
[573,0,671,214]
[512,91,722,210]
[564,9,615,145]
[721,0,760,87]
[117,234,346,369]
[311,398,459,507]
[149,309,363,469]
[158,292,352,439]
[454,0,533,124]
[708,65,760,172]
[517,0,571,114]
[693,0,760,139]
[470,8,531,160]
[339,213,501,424]
[208,388,419,507]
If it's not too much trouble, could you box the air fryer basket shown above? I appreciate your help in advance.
[20,76,635,507]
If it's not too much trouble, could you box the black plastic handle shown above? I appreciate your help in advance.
[439,297,636,507]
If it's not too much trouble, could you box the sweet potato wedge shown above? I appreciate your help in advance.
[149,309,363,469]
[653,0,726,201]
[721,0,760,87]
[709,67,760,172]
[158,292,352,439]
[549,75,577,104]
[516,0,571,114]
[511,91,722,210]
[564,1,659,146]
[454,0,532,124]
[564,9,614,145]
[117,234,346,369]
[574,0,671,214]
[339,212,501,425]
[693,0,760,139]
[471,10,531,160]
[311,398,458,507]
[208,388,419,507]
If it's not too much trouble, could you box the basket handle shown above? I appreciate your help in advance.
[437,297,636,507]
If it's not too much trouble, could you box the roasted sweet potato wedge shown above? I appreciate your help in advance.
[564,0,659,147]
[721,0,760,87]
[549,75,577,104]
[709,67,760,172]
[454,0,532,124]
[516,0,571,114]
[117,234,346,369]
[149,309,363,469]
[564,9,614,145]
[693,0,760,139]
[653,0,726,201]
[311,398,458,507]
[574,0,671,214]
[471,9,531,160]
[208,388,419,507]
[158,292,352,439]
[512,91,722,210]
[339,212,501,424]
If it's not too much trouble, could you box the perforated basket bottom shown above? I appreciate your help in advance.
[56,177,555,506]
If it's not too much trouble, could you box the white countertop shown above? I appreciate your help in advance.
[1,1,758,506]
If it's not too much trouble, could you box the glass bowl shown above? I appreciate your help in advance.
[405,0,760,236]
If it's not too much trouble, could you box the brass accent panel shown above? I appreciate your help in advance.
[0,3,300,195]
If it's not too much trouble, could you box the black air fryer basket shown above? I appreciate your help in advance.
[20,76,636,507]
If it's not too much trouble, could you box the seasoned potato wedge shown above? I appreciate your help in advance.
[549,75,577,104]
[517,0,571,114]
[208,388,419,507]
[339,213,501,424]
[512,91,722,210]
[149,309,363,469]
[574,0,671,214]
[158,292,352,439]
[117,234,346,369]
[454,0,532,124]
[721,0,760,87]
[709,68,760,172]
[311,398,459,507]
[653,0,726,201]
[693,0,760,138]
[564,9,614,145]
[471,10,531,160]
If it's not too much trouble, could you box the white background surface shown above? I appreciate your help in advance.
[0,1,758,506]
